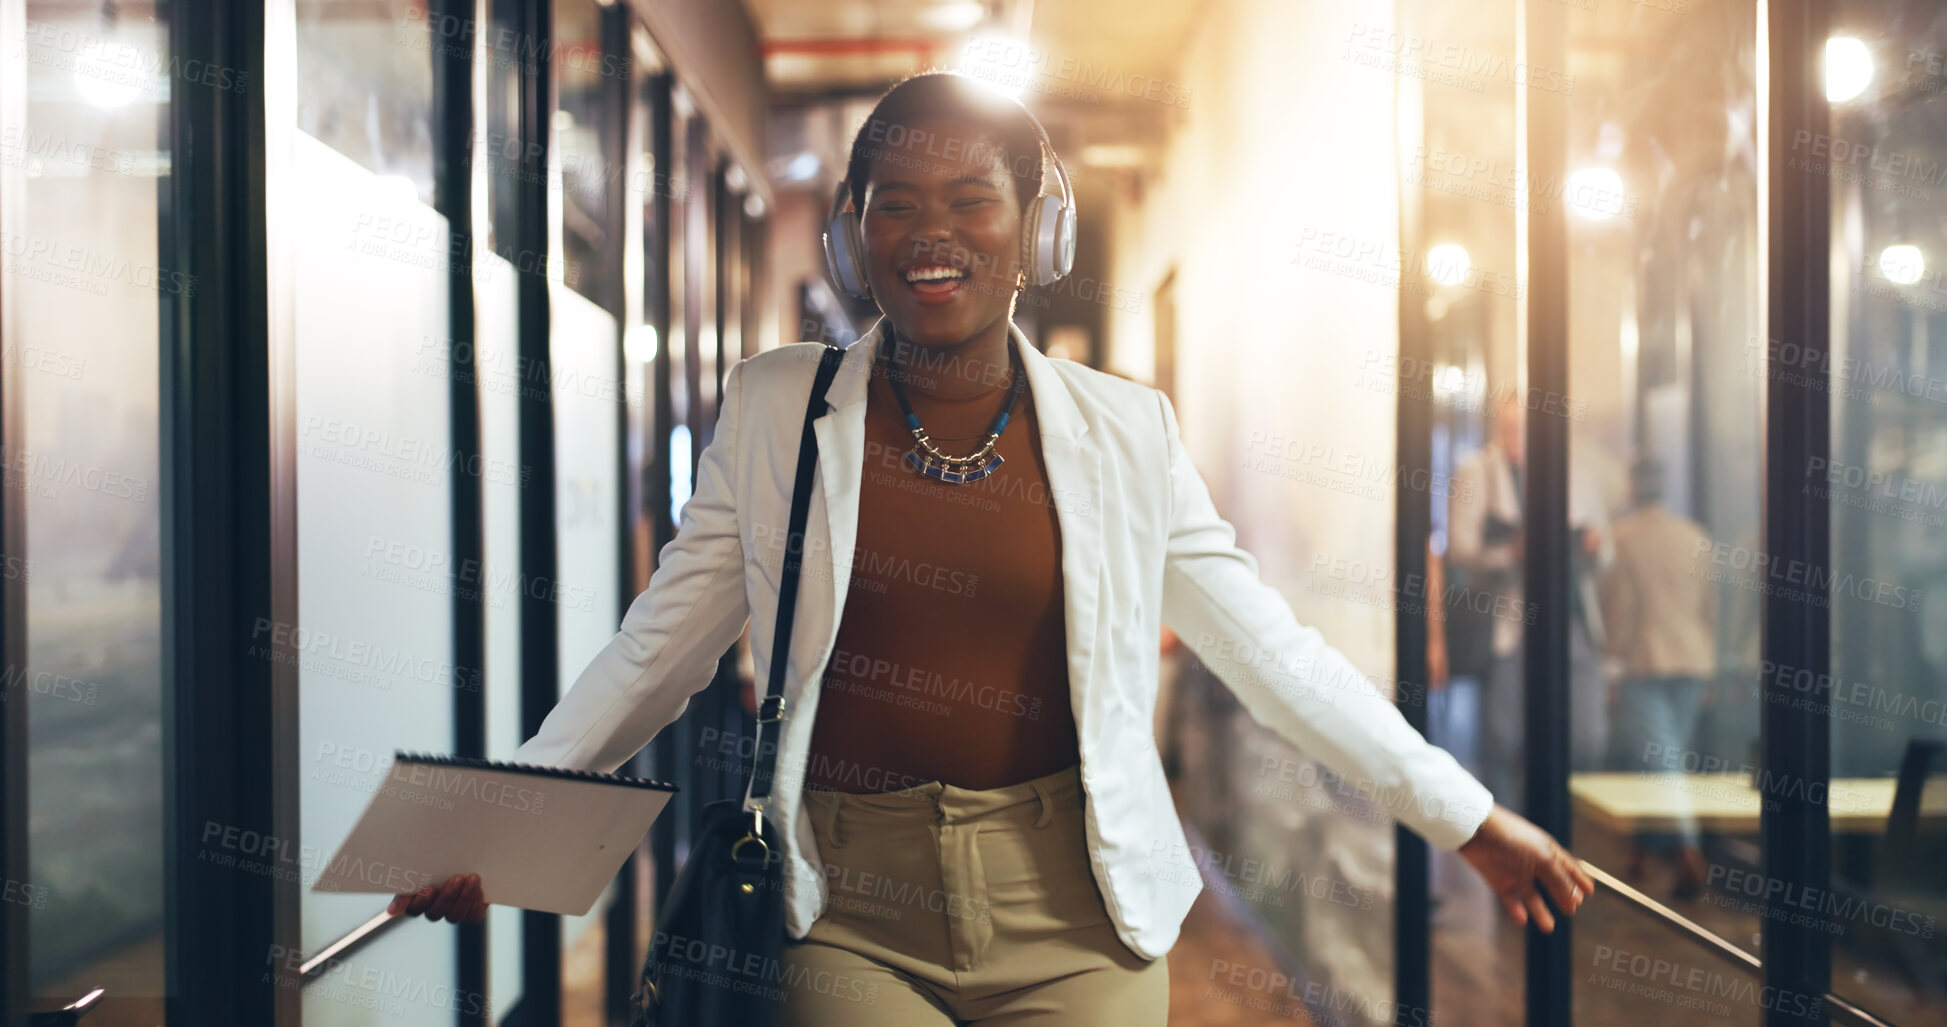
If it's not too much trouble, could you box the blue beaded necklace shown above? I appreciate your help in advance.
[883,329,1028,486]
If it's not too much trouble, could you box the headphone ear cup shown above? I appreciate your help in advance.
[1054,206,1076,280]
[820,225,844,293]
[1018,196,1042,287]
[845,213,870,298]
[1029,193,1068,286]
[822,210,872,299]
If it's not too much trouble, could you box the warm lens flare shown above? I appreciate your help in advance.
[1879,245,1924,285]
[1825,36,1873,102]
[1427,243,1471,286]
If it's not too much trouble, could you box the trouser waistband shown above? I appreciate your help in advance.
[802,763,1082,846]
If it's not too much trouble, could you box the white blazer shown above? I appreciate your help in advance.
[512,317,1494,960]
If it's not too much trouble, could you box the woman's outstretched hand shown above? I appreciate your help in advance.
[1458,805,1595,933]
[388,873,487,924]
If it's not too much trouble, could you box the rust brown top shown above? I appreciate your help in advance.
[801,342,1080,793]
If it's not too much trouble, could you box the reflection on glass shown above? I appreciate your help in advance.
[553,281,623,1019]
[1826,1,1947,1020]
[555,0,613,310]
[1400,0,1530,1019]
[288,0,461,1020]
[11,1,170,1022]
[684,115,716,423]
[295,0,437,206]
[1553,2,1769,1025]
[473,11,526,1019]
[291,130,462,1027]
[551,0,622,1013]
[666,104,690,482]
[477,250,525,1021]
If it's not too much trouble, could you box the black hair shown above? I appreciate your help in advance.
[845,71,1048,219]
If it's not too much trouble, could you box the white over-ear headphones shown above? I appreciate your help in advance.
[822,116,1077,301]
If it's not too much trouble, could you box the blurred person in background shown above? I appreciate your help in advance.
[1447,395,1611,813]
[1599,454,1717,898]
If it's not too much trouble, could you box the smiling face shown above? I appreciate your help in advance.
[858,116,1029,351]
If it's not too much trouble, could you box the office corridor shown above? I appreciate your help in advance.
[6,0,1946,1024]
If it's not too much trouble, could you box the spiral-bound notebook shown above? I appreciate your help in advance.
[312,752,680,916]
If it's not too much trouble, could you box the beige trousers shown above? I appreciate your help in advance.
[777,763,1170,1025]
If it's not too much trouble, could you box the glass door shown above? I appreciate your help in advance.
[549,0,625,1014]
[1398,0,1944,1023]
[281,0,462,1020]
[1551,3,1772,1024]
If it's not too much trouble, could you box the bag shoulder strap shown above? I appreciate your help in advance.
[745,344,844,810]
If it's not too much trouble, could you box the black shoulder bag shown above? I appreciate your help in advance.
[629,344,845,1027]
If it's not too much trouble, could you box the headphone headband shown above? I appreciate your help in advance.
[1027,116,1076,215]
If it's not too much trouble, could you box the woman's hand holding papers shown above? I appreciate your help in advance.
[389,873,487,924]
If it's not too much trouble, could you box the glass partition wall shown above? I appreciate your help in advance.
[261,0,751,1020]
[1554,3,1770,1025]
[1823,1,1947,1021]
[5,0,172,1022]
[1393,3,1529,1022]
[1397,0,1946,1025]
[0,0,849,1021]
[548,0,623,1016]
[285,0,461,1021]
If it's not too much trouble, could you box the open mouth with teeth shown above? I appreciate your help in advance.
[902,264,971,301]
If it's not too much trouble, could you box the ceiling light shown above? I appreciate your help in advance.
[1879,245,1923,285]
[74,42,147,108]
[625,324,659,364]
[1565,167,1626,220]
[1825,37,1872,103]
[1426,244,1470,286]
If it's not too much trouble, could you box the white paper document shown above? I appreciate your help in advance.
[312,753,679,916]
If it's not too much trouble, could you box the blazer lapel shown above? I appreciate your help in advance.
[804,322,880,688]
[1012,325,1104,732]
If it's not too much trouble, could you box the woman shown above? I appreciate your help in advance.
[393,71,1594,1024]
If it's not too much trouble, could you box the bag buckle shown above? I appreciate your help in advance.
[730,833,771,866]
[732,803,771,866]
[757,695,786,723]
